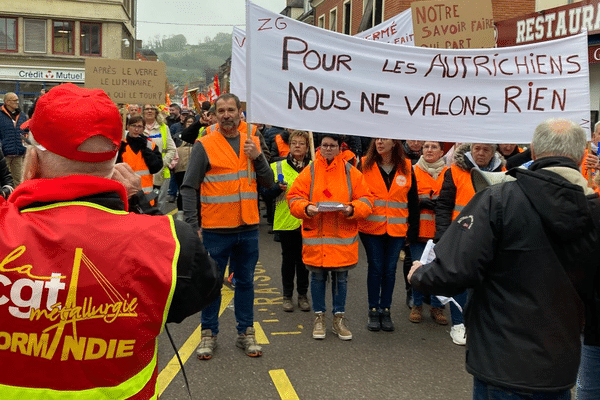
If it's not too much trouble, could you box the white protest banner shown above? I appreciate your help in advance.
[356,8,414,46]
[231,26,247,101]
[231,9,415,101]
[246,2,590,143]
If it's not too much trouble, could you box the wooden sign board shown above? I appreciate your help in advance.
[411,0,495,49]
[85,58,166,105]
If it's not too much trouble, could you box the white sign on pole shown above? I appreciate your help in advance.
[356,8,414,46]
[246,1,590,143]
[232,9,415,101]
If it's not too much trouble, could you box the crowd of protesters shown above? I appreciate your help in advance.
[1,87,599,399]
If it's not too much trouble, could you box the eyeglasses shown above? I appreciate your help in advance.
[321,144,338,149]
[129,124,144,129]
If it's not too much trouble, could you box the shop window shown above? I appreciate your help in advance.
[0,17,17,52]
[24,19,46,53]
[81,22,101,56]
[53,21,74,55]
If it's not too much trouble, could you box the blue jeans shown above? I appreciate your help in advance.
[450,290,468,325]
[168,171,178,196]
[473,377,571,400]
[576,344,600,399]
[359,232,405,310]
[311,270,348,314]
[201,230,259,334]
[410,241,443,308]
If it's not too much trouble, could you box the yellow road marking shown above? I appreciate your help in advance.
[157,289,234,396]
[269,369,300,400]
[254,321,270,344]
[262,319,279,323]
[271,331,302,335]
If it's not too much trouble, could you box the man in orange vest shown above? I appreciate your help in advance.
[181,93,274,360]
[0,83,221,399]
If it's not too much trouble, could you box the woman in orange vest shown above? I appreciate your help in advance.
[409,141,449,325]
[117,115,163,196]
[436,143,505,346]
[358,138,419,332]
[288,134,372,341]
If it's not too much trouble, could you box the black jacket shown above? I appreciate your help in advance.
[435,144,505,241]
[117,135,164,175]
[412,157,600,392]
[0,149,13,198]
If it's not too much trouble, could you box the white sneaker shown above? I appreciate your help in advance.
[450,324,466,345]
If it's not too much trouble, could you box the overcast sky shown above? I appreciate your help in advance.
[136,0,287,46]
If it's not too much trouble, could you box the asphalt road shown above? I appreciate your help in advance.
[157,209,472,400]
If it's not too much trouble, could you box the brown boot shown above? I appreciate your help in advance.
[332,312,352,340]
[409,306,423,323]
[430,307,448,325]
[282,297,294,312]
[298,295,310,311]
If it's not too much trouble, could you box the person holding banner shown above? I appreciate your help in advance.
[435,143,505,345]
[287,134,372,341]
[181,93,274,360]
[358,138,419,332]
[409,118,600,400]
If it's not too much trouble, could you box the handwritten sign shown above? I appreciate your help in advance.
[85,58,166,105]
[245,2,590,144]
[411,0,495,49]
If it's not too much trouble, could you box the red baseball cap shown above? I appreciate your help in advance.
[27,83,122,162]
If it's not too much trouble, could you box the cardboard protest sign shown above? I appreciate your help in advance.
[232,10,415,101]
[411,0,495,49]
[85,58,166,105]
[245,2,590,143]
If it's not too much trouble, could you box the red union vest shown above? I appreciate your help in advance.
[0,176,177,399]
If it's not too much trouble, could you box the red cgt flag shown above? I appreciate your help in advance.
[213,74,220,97]
[181,85,189,108]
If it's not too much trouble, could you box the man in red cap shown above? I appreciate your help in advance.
[0,83,220,399]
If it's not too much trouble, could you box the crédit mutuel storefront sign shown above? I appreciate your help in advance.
[0,65,84,83]
[496,0,600,63]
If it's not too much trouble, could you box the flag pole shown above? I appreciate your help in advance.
[245,0,253,184]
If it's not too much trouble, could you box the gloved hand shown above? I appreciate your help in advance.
[127,135,149,152]
[419,197,436,210]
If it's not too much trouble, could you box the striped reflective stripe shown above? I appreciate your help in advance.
[309,164,315,200]
[418,194,429,199]
[204,171,256,183]
[303,235,358,246]
[432,194,439,200]
[201,192,258,203]
[288,197,304,204]
[373,200,407,209]
[420,214,435,221]
[135,169,150,176]
[276,161,283,178]
[366,215,408,224]
[454,205,465,213]
[359,197,372,208]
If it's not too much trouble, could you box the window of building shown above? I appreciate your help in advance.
[24,19,47,53]
[318,15,325,29]
[81,22,101,56]
[0,17,17,52]
[330,8,337,31]
[343,1,351,35]
[53,21,74,54]
[373,0,383,26]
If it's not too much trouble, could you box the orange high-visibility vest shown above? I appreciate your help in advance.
[414,164,448,239]
[199,127,260,229]
[451,165,476,221]
[121,140,156,194]
[287,153,372,268]
[358,158,412,237]
[275,134,290,157]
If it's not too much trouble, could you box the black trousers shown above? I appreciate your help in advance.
[279,229,309,297]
